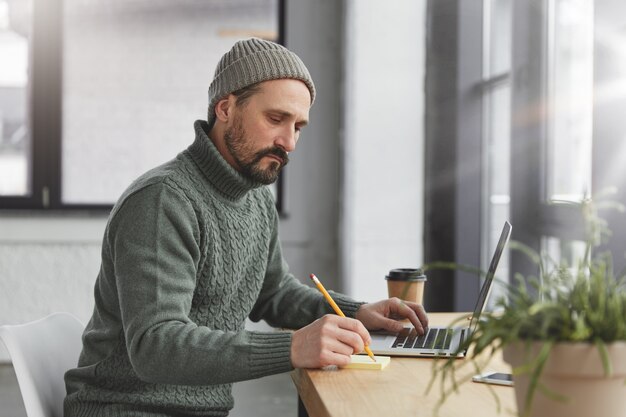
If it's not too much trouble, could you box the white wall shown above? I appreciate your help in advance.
[0,217,106,361]
[342,0,426,302]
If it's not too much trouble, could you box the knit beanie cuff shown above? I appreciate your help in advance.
[210,49,315,102]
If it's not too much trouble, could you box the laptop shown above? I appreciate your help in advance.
[369,221,512,358]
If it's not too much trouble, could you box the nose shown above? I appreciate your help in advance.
[274,126,298,153]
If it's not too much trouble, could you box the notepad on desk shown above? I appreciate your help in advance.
[341,355,391,370]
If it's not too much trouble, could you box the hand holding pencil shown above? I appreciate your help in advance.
[309,274,377,362]
[289,276,375,369]
[289,273,428,370]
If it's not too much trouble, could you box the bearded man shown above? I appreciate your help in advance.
[64,38,427,417]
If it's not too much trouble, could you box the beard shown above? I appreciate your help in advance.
[223,117,290,185]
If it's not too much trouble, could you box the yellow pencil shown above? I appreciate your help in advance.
[309,273,377,363]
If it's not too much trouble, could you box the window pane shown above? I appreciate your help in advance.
[545,0,593,202]
[61,0,278,204]
[0,0,31,197]
[488,0,512,76]
[541,236,587,278]
[483,0,512,306]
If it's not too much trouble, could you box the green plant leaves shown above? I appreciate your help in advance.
[429,197,626,415]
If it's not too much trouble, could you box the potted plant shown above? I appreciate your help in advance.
[428,197,626,417]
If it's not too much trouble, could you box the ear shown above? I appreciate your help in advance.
[214,95,235,123]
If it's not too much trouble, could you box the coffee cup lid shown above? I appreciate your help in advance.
[385,268,427,282]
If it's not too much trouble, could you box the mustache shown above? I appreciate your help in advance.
[253,147,290,166]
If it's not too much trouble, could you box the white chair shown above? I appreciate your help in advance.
[0,312,84,417]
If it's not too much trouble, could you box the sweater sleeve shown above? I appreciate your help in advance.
[109,182,293,386]
[248,204,365,329]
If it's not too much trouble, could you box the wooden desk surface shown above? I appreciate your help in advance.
[291,313,516,417]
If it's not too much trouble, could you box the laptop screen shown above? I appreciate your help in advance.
[468,221,512,333]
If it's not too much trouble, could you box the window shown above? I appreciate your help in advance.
[0,0,283,211]
[545,0,593,204]
[538,0,594,265]
[425,0,625,311]
[510,0,596,278]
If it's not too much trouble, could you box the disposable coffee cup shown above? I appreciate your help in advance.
[385,268,427,304]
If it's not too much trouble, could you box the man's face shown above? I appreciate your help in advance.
[223,79,310,184]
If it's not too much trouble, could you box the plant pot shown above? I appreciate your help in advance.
[503,341,626,417]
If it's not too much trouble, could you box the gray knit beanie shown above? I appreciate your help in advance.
[207,38,316,129]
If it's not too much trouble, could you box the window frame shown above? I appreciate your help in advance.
[0,0,287,213]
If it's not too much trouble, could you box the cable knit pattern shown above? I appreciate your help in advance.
[63,120,364,417]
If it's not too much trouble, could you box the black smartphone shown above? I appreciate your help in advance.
[472,372,513,386]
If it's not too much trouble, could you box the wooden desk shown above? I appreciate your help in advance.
[291,313,516,417]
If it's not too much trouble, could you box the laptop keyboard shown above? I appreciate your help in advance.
[392,327,455,350]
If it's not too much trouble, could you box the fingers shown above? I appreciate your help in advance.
[333,314,372,346]
[390,298,429,335]
[290,315,371,369]
[405,301,429,329]
[318,349,352,367]
[355,299,430,336]
[321,315,368,356]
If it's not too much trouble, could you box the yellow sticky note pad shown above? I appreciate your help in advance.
[341,355,391,370]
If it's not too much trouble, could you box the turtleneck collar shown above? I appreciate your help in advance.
[187,120,263,202]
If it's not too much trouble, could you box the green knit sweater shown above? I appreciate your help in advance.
[64,120,363,417]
